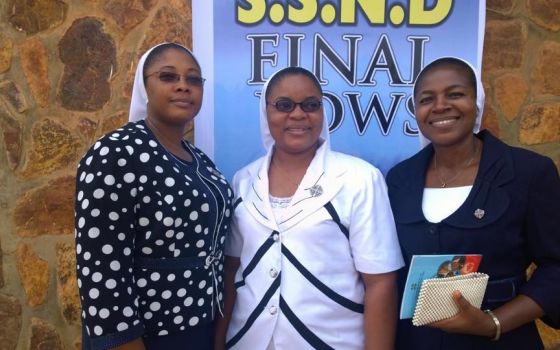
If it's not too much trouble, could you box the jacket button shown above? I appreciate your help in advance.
[269,305,277,315]
[269,268,278,278]
[428,225,437,235]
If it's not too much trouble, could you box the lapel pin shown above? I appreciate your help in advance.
[474,208,485,219]
[308,184,323,198]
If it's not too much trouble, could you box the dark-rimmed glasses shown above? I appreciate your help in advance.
[267,98,322,113]
[145,71,206,87]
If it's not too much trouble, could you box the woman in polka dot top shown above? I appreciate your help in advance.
[75,43,234,350]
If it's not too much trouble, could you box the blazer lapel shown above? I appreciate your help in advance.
[240,144,352,233]
[446,131,514,228]
[390,146,432,224]
[391,131,515,228]
[276,148,345,232]
[242,151,279,232]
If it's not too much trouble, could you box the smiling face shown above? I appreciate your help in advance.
[266,73,324,156]
[144,47,203,126]
[414,63,477,147]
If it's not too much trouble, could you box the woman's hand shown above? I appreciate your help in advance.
[214,256,240,350]
[428,290,546,341]
[428,291,496,338]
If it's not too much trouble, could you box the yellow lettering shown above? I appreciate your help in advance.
[288,0,318,24]
[340,0,385,25]
[409,0,453,25]
[237,0,267,25]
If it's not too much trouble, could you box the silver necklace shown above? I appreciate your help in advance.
[434,141,478,188]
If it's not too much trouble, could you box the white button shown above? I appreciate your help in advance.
[269,305,277,315]
[273,233,279,242]
[269,268,278,278]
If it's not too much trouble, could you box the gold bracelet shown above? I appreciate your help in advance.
[484,309,501,341]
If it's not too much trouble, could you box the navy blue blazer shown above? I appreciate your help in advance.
[387,130,560,350]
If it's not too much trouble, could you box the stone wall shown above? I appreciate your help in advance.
[0,0,194,349]
[0,0,558,349]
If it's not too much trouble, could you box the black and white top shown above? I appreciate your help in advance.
[225,142,404,349]
[75,121,234,349]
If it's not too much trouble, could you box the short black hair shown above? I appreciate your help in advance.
[142,43,200,84]
[265,66,322,100]
[413,57,477,100]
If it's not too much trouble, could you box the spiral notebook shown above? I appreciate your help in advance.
[400,254,482,319]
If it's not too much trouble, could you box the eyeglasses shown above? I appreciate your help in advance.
[267,98,322,113]
[145,71,206,87]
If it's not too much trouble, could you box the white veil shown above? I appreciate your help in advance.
[128,43,199,122]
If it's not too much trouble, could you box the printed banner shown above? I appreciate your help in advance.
[193,0,486,180]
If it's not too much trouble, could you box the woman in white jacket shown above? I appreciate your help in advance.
[215,67,404,350]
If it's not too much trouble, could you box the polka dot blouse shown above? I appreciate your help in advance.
[75,121,234,349]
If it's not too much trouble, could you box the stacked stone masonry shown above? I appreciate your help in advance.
[0,0,558,349]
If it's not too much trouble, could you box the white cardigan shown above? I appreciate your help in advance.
[225,143,404,349]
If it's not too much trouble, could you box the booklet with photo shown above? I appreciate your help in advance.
[400,254,483,319]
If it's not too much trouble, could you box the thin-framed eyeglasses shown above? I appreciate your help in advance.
[145,71,206,87]
[267,98,322,113]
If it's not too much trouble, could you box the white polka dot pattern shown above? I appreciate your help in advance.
[75,121,233,343]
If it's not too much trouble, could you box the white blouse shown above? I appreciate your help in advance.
[269,195,292,225]
[422,186,473,223]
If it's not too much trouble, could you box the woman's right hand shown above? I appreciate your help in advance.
[428,291,496,338]
[214,256,241,350]
[429,291,545,340]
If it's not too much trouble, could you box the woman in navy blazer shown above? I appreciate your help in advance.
[386,57,560,349]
